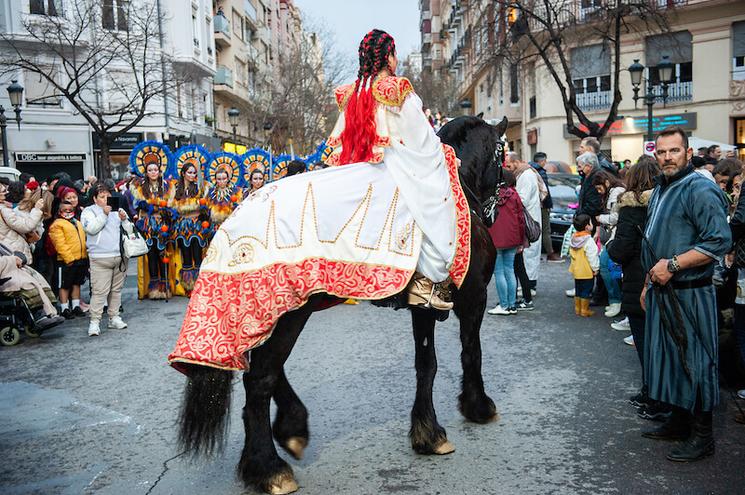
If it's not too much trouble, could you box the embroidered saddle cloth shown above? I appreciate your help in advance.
[168,149,470,372]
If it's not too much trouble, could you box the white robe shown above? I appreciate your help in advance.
[516,166,542,281]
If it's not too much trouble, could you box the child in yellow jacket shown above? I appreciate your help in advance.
[49,201,88,319]
[568,214,599,317]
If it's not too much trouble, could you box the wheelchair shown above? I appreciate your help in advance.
[0,291,64,346]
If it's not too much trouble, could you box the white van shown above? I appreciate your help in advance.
[0,167,22,182]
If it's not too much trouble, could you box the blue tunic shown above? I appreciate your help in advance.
[642,164,731,412]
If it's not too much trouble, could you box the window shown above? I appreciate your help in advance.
[30,0,61,16]
[645,31,693,100]
[734,22,745,80]
[103,0,129,31]
[570,44,610,93]
[233,10,244,41]
[509,64,519,104]
[235,59,247,87]
[24,69,61,107]
[192,8,200,48]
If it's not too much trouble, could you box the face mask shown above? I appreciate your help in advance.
[61,211,75,220]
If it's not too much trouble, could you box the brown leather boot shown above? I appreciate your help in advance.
[579,298,595,317]
[574,297,581,315]
[407,273,454,311]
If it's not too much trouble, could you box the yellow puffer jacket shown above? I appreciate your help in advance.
[49,218,87,264]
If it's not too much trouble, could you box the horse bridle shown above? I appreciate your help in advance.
[481,140,506,226]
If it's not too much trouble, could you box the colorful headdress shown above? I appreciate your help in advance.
[173,145,211,182]
[241,148,272,184]
[129,141,173,179]
[205,152,244,188]
[271,154,295,182]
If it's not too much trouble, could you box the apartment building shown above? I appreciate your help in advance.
[0,0,216,179]
[421,0,745,164]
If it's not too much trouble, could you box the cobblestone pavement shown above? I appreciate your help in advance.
[1,260,744,494]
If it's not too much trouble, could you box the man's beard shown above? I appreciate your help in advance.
[661,161,683,177]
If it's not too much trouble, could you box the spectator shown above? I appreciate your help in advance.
[504,152,543,310]
[579,136,616,174]
[607,155,661,417]
[568,214,599,317]
[697,147,708,158]
[576,152,604,218]
[532,152,561,262]
[692,156,715,182]
[0,182,45,264]
[286,160,307,177]
[706,144,721,161]
[591,170,626,318]
[640,126,730,462]
[81,183,130,337]
[623,159,632,169]
[49,201,88,319]
[487,169,525,316]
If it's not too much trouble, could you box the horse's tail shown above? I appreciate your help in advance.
[177,364,233,457]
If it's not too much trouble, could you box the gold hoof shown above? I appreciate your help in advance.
[267,476,299,495]
[285,437,307,460]
[433,440,455,455]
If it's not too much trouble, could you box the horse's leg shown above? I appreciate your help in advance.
[238,305,313,495]
[409,307,454,455]
[272,367,309,460]
[452,225,498,423]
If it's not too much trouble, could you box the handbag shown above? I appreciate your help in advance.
[523,207,541,244]
[120,221,148,259]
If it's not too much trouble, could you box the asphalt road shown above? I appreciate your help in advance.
[1,260,744,494]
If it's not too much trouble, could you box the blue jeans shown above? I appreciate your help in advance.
[599,248,622,304]
[494,248,517,308]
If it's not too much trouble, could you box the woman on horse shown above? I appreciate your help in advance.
[325,29,458,310]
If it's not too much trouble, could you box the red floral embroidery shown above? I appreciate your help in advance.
[443,144,471,287]
[169,260,414,372]
[372,76,414,108]
[334,84,354,111]
[327,135,342,147]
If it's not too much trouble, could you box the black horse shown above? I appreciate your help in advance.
[177,115,509,494]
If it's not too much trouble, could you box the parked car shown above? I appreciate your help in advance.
[547,173,581,252]
[0,167,21,182]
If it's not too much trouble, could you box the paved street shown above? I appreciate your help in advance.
[1,260,744,494]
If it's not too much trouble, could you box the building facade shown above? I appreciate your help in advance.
[420,0,745,164]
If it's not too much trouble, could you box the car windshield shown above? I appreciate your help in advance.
[547,174,580,211]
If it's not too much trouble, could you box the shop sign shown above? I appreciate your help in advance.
[92,132,144,150]
[14,152,86,162]
[563,113,697,139]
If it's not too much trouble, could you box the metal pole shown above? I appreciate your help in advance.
[646,82,654,144]
[232,126,237,146]
[0,106,8,167]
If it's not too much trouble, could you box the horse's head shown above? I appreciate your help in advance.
[438,115,508,220]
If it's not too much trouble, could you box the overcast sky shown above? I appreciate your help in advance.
[293,0,420,78]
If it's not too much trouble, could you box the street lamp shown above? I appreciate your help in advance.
[628,55,675,143]
[459,98,472,116]
[1,80,24,167]
[227,107,240,144]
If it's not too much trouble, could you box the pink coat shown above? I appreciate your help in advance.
[488,187,526,250]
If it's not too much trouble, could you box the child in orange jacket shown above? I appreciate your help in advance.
[49,201,88,319]
[568,214,600,317]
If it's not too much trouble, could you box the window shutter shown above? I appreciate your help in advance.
[570,43,609,78]
[734,22,745,58]
[645,31,692,66]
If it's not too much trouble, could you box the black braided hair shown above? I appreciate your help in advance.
[356,29,396,90]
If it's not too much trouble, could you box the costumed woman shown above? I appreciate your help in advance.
[169,149,210,295]
[129,143,175,299]
[204,153,244,237]
[170,29,471,372]
[245,168,265,195]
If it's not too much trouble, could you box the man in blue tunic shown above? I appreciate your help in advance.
[640,126,731,462]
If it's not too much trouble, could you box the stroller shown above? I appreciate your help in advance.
[0,277,65,346]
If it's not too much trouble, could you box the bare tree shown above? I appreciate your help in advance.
[1,0,177,178]
[490,0,671,140]
[402,63,460,117]
[252,24,353,155]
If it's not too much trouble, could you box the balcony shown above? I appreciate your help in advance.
[652,81,692,103]
[576,90,611,111]
[214,13,231,48]
[422,32,432,48]
[214,65,234,88]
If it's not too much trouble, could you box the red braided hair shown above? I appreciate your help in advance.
[339,29,396,165]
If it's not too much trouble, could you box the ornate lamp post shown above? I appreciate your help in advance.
[628,55,675,143]
[227,107,240,144]
[1,80,24,167]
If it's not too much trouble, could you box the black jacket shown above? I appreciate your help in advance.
[577,168,604,218]
[731,190,745,245]
[606,190,652,318]
[531,162,553,210]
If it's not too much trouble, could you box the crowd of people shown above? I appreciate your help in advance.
[0,151,316,339]
[485,128,745,463]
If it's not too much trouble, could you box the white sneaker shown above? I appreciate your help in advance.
[604,303,622,318]
[487,305,512,315]
[565,288,575,297]
[611,317,630,331]
[88,321,100,336]
[623,334,634,346]
[108,316,128,329]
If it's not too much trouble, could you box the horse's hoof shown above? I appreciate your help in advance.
[284,436,307,460]
[434,440,455,455]
[267,474,299,495]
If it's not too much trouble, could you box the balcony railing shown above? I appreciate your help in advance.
[214,65,233,88]
[576,90,611,111]
[214,13,230,36]
[652,81,692,102]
